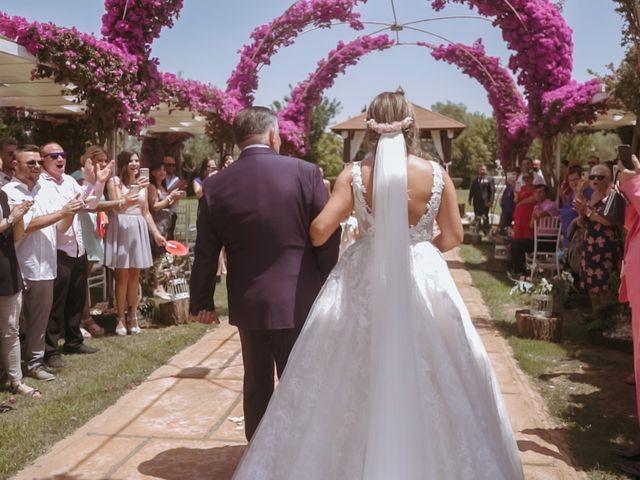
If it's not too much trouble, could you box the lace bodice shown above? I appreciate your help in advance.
[351,160,444,243]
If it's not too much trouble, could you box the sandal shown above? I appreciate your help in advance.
[115,317,127,336]
[127,314,141,335]
[11,382,42,398]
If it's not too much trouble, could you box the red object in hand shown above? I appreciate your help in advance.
[165,240,188,256]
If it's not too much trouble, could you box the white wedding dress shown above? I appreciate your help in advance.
[233,135,523,480]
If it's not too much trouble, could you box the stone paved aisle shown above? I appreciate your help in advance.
[14,249,585,479]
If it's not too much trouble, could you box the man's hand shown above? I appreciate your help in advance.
[192,310,220,325]
[61,194,83,216]
[10,200,33,223]
[619,154,640,183]
[81,158,96,184]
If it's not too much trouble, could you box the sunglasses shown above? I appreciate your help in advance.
[26,160,45,168]
[164,163,176,167]
[44,152,67,160]
[589,174,606,181]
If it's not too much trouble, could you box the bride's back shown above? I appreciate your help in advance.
[359,154,436,227]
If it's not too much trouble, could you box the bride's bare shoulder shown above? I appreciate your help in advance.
[408,154,436,174]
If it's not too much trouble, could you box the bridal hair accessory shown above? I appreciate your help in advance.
[365,116,414,134]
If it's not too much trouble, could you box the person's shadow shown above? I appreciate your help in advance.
[138,445,246,480]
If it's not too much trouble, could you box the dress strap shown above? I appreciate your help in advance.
[428,161,444,214]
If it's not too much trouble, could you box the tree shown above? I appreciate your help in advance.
[430,102,498,182]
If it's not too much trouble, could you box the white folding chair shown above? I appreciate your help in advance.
[525,215,561,278]
[87,263,108,302]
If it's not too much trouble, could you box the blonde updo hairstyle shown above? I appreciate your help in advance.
[363,90,419,156]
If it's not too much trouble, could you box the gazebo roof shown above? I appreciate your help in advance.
[330,102,466,134]
[576,108,636,131]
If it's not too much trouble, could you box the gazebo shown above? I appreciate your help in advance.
[330,101,466,164]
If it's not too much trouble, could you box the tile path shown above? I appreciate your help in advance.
[13,249,585,479]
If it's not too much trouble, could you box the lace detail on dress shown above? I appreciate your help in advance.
[351,160,445,243]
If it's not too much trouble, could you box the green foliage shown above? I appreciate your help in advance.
[430,101,498,181]
[314,132,344,177]
[526,131,621,165]
[183,134,218,170]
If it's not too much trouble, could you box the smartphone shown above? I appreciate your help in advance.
[139,167,150,180]
[178,190,187,198]
[618,144,635,170]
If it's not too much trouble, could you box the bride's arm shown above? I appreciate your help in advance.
[432,170,464,252]
[310,167,354,247]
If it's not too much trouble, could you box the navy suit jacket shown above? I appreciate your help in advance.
[189,146,340,330]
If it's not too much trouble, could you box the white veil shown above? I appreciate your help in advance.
[363,121,426,479]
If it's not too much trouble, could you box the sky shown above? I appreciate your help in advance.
[0,1,626,124]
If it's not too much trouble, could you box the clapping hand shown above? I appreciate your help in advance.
[619,154,640,183]
[9,200,33,223]
[96,160,114,183]
[81,158,96,184]
[62,193,83,216]
[123,190,139,208]
[572,196,587,215]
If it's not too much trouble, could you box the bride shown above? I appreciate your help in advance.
[233,91,524,479]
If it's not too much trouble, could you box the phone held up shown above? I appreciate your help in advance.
[618,144,636,170]
[139,167,150,180]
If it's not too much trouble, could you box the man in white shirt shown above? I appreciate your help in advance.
[40,142,108,369]
[515,157,532,194]
[0,137,17,187]
[532,158,546,185]
[2,145,82,381]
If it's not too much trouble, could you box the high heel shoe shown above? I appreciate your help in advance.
[115,317,127,336]
[127,313,141,335]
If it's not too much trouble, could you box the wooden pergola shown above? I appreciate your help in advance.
[330,102,466,164]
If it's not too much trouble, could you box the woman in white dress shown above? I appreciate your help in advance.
[233,91,523,480]
[105,151,166,335]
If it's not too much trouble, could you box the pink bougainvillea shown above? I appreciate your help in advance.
[430,39,531,164]
[226,0,367,108]
[0,12,155,133]
[101,0,184,57]
[429,0,605,166]
[279,34,394,154]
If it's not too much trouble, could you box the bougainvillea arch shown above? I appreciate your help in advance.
[0,0,606,168]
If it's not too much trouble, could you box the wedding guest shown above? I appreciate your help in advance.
[515,157,532,193]
[223,154,235,169]
[105,150,166,335]
[611,155,640,473]
[511,183,558,276]
[559,166,586,247]
[512,172,536,238]
[193,158,218,200]
[468,164,495,232]
[573,164,622,310]
[146,163,182,297]
[163,155,183,239]
[531,158,546,185]
[0,137,17,186]
[0,190,40,396]
[498,168,518,234]
[40,142,105,369]
[559,160,570,197]
[587,155,600,168]
[2,145,82,381]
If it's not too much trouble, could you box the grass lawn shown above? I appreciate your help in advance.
[459,243,636,480]
[0,279,229,479]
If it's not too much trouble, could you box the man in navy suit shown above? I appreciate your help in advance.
[189,107,340,440]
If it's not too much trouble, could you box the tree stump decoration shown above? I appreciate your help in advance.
[157,298,190,326]
[515,308,562,342]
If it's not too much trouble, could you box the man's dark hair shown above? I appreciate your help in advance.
[232,107,278,145]
[0,137,18,149]
[14,144,40,161]
[568,166,583,177]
